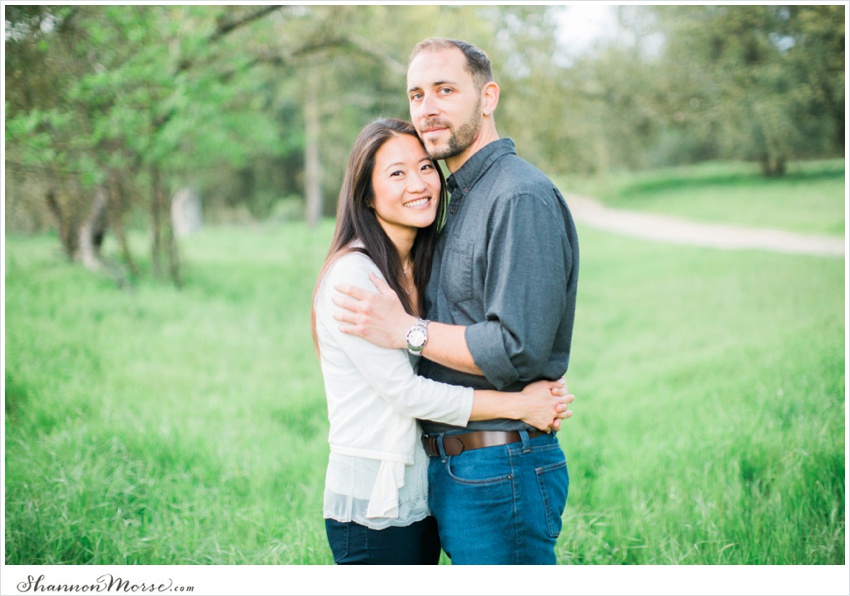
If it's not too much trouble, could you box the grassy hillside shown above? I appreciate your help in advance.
[559,158,846,235]
[4,161,845,568]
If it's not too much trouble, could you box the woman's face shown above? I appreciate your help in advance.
[370,134,441,240]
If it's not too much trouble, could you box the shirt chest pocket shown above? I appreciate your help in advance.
[442,240,475,305]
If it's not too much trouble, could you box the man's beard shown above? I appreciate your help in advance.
[427,109,482,161]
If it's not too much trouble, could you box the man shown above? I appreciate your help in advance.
[333,38,579,564]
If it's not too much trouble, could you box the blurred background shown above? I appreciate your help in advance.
[5,4,844,281]
[3,3,846,577]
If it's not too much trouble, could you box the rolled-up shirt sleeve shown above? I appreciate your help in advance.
[464,192,573,389]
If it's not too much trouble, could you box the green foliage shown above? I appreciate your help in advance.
[6,6,294,211]
[648,5,844,173]
[4,166,845,565]
[4,5,846,238]
[550,5,844,177]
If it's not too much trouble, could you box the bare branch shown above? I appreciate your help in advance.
[177,6,284,73]
[211,6,282,42]
[225,33,406,79]
[344,33,406,77]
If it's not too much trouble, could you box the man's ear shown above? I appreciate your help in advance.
[481,81,500,117]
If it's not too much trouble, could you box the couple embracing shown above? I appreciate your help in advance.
[311,37,580,565]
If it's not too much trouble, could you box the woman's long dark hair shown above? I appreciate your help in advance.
[311,117,448,352]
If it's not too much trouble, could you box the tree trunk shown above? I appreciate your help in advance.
[166,195,183,289]
[45,169,169,287]
[759,155,786,177]
[46,185,78,260]
[44,173,131,286]
[151,165,164,278]
[304,68,322,229]
[77,186,108,271]
[107,176,139,277]
[150,164,182,287]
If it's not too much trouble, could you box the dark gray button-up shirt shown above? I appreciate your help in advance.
[419,138,580,433]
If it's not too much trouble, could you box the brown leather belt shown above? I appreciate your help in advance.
[421,430,546,457]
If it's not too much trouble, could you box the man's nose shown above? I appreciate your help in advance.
[417,92,439,118]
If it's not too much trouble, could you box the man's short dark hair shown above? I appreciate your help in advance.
[409,38,493,92]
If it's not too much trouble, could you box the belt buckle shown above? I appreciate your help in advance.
[422,434,465,457]
[422,435,439,457]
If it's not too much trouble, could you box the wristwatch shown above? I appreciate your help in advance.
[405,318,430,355]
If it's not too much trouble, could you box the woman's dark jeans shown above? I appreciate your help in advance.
[325,516,441,565]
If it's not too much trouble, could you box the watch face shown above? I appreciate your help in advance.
[407,327,426,348]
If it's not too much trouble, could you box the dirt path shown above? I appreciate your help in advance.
[564,194,846,258]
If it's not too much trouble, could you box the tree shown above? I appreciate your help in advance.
[4,5,443,253]
[649,5,844,175]
[5,6,288,284]
[13,4,699,267]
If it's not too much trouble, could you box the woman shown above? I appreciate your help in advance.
[311,118,571,565]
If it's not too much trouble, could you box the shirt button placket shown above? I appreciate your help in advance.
[449,190,462,215]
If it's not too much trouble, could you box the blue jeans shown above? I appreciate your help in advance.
[426,430,569,565]
[324,516,441,565]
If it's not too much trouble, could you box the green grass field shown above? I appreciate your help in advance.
[3,161,846,566]
[559,158,846,235]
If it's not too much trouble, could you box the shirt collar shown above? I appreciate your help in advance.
[446,138,516,195]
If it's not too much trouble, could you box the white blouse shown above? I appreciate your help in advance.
[315,248,474,530]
